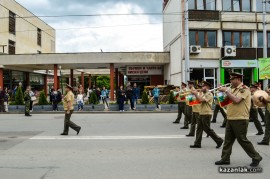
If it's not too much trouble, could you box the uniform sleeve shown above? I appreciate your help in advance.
[203,93,213,102]
[66,93,72,102]
[237,89,250,100]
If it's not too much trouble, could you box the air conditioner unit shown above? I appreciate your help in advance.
[224,45,236,57]
[190,45,201,54]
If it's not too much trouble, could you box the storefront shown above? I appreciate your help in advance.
[220,59,258,85]
[3,70,26,90]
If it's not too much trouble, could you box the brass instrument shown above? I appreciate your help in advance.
[209,83,231,93]
[212,83,232,108]
[253,90,268,107]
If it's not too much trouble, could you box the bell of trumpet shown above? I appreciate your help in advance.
[253,90,268,107]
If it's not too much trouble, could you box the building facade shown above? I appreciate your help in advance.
[0,0,55,91]
[163,0,270,87]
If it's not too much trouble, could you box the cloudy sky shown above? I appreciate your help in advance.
[15,0,164,53]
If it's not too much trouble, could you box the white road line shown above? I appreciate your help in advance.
[30,133,257,140]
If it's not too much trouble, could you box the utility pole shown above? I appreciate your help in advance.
[184,0,190,82]
[263,1,269,89]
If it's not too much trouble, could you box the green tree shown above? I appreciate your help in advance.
[89,91,99,104]
[141,90,149,104]
[96,76,110,89]
[38,90,49,105]
[15,86,24,105]
[168,91,175,104]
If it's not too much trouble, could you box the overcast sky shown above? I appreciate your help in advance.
[15,0,164,53]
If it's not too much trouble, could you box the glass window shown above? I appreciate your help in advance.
[223,0,232,11]
[189,0,196,9]
[257,0,263,11]
[206,0,216,10]
[207,31,216,47]
[198,31,205,46]
[224,32,232,46]
[242,32,251,47]
[205,69,214,77]
[197,0,204,10]
[233,0,240,11]
[189,31,196,45]
[234,32,240,47]
[257,32,263,47]
[242,0,251,11]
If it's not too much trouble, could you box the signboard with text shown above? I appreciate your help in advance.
[259,58,270,79]
[126,66,163,75]
[221,60,257,68]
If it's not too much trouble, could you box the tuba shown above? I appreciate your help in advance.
[253,90,268,107]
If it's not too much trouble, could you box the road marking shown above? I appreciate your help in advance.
[30,133,257,140]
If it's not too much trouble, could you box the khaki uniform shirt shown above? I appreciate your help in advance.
[63,91,74,110]
[227,83,251,120]
[177,88,187,102]
[192,92,202,113]
[199,91,213,115]
[186,87,195,106]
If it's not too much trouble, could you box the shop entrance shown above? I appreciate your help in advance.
[224,68,253,85]
[190,68,217,87]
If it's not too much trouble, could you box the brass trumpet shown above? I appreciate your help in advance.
[209,83,231,93]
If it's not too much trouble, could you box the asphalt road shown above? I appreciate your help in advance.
[0,113,269,179]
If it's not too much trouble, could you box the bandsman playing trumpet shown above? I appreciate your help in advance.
[173,82,187,124]
[250,84,264,135]
[257,86,270,145]
[215,72,262,167]
[180,81,195,129]
[189,81,223,148]
[255,82,265,124]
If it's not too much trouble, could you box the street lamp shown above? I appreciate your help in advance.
[59,65,63,94]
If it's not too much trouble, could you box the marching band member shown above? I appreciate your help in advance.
[173,82,187,124]
[215,72,262,167]
[255,82,265,124]
[189,81,223,148]
[186,84,202,137]
[250,84,264,135]
[180,81,194,129]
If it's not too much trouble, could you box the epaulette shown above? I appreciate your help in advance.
[239,85,248,93]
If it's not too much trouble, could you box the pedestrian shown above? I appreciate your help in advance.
[101,86,109,109]
[126,82,134,110]
[190,81,223,148]
[152,85,160,110]
[257,87,270,145]
[173,82,187,124]
[117,85,126,112]
[249,84,264,135]
[51,89,59,111]
[24,86,32,116]
[133,83,140,109]
[96,87,101,103]
[57,88,62,104]
[77,90,84,111]
[0,86,5,112]
[215,72,262,167]
[4,87,9,112]
[49,86,54,103]
[29,88,36,112]
[61,84,81,135]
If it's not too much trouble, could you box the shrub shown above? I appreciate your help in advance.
[89,91,99,104]
[15,86,24,105]
[141,90,149,104]
[38,90,49,105]
[168,91,175,104]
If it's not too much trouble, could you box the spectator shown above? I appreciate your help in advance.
[0,86,6,112]
[4,87,9,112]
[96,87,101,102]
[77,90,84,111]
[101,86,109,109]
[133,83,140,109]
[51,89,59,111]
[49,86,54,103]
[57,88,62,103]
[117,85,126,112]
[29,88,36,112]
[152,85,160,109]
[126,82,134,110]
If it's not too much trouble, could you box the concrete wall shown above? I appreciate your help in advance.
[0,0,55,54]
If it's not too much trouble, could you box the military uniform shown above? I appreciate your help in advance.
[61,86,81,135]
[186,92,201,136]
[258,96,270,145]
[211,96,227,127]
[24,91,31,116]
[181,85,195,129]
[216,76,262,166]
[250,87,264,135]
[191,87,223,148]
[173,86,186,123]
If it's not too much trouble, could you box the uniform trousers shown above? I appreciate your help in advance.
[188,112,199,135]
[63,110,81,134]
[261,109,270,143]
[221,120,262,162]
[183,105,192,128]
[175,102,186,122]
[194,115,223,146]
[249,107,264,134]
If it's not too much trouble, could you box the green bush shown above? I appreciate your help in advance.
[89,92,99,104]
[168,91,175,104]
[15,86,24,105]
[38,90,49,105]
[141,91,149,104]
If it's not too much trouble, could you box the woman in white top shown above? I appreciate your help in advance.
[77,90,84,111]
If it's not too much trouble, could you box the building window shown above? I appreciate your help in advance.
[257,32,270,47]
[8,40,15,54]
[222,0,251,11]
[223,31,251,47]
[189,0,216,10]
[256,0,270,12]
[9,11,16,35]
[189,30,217,47]
[37,28,42,46]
